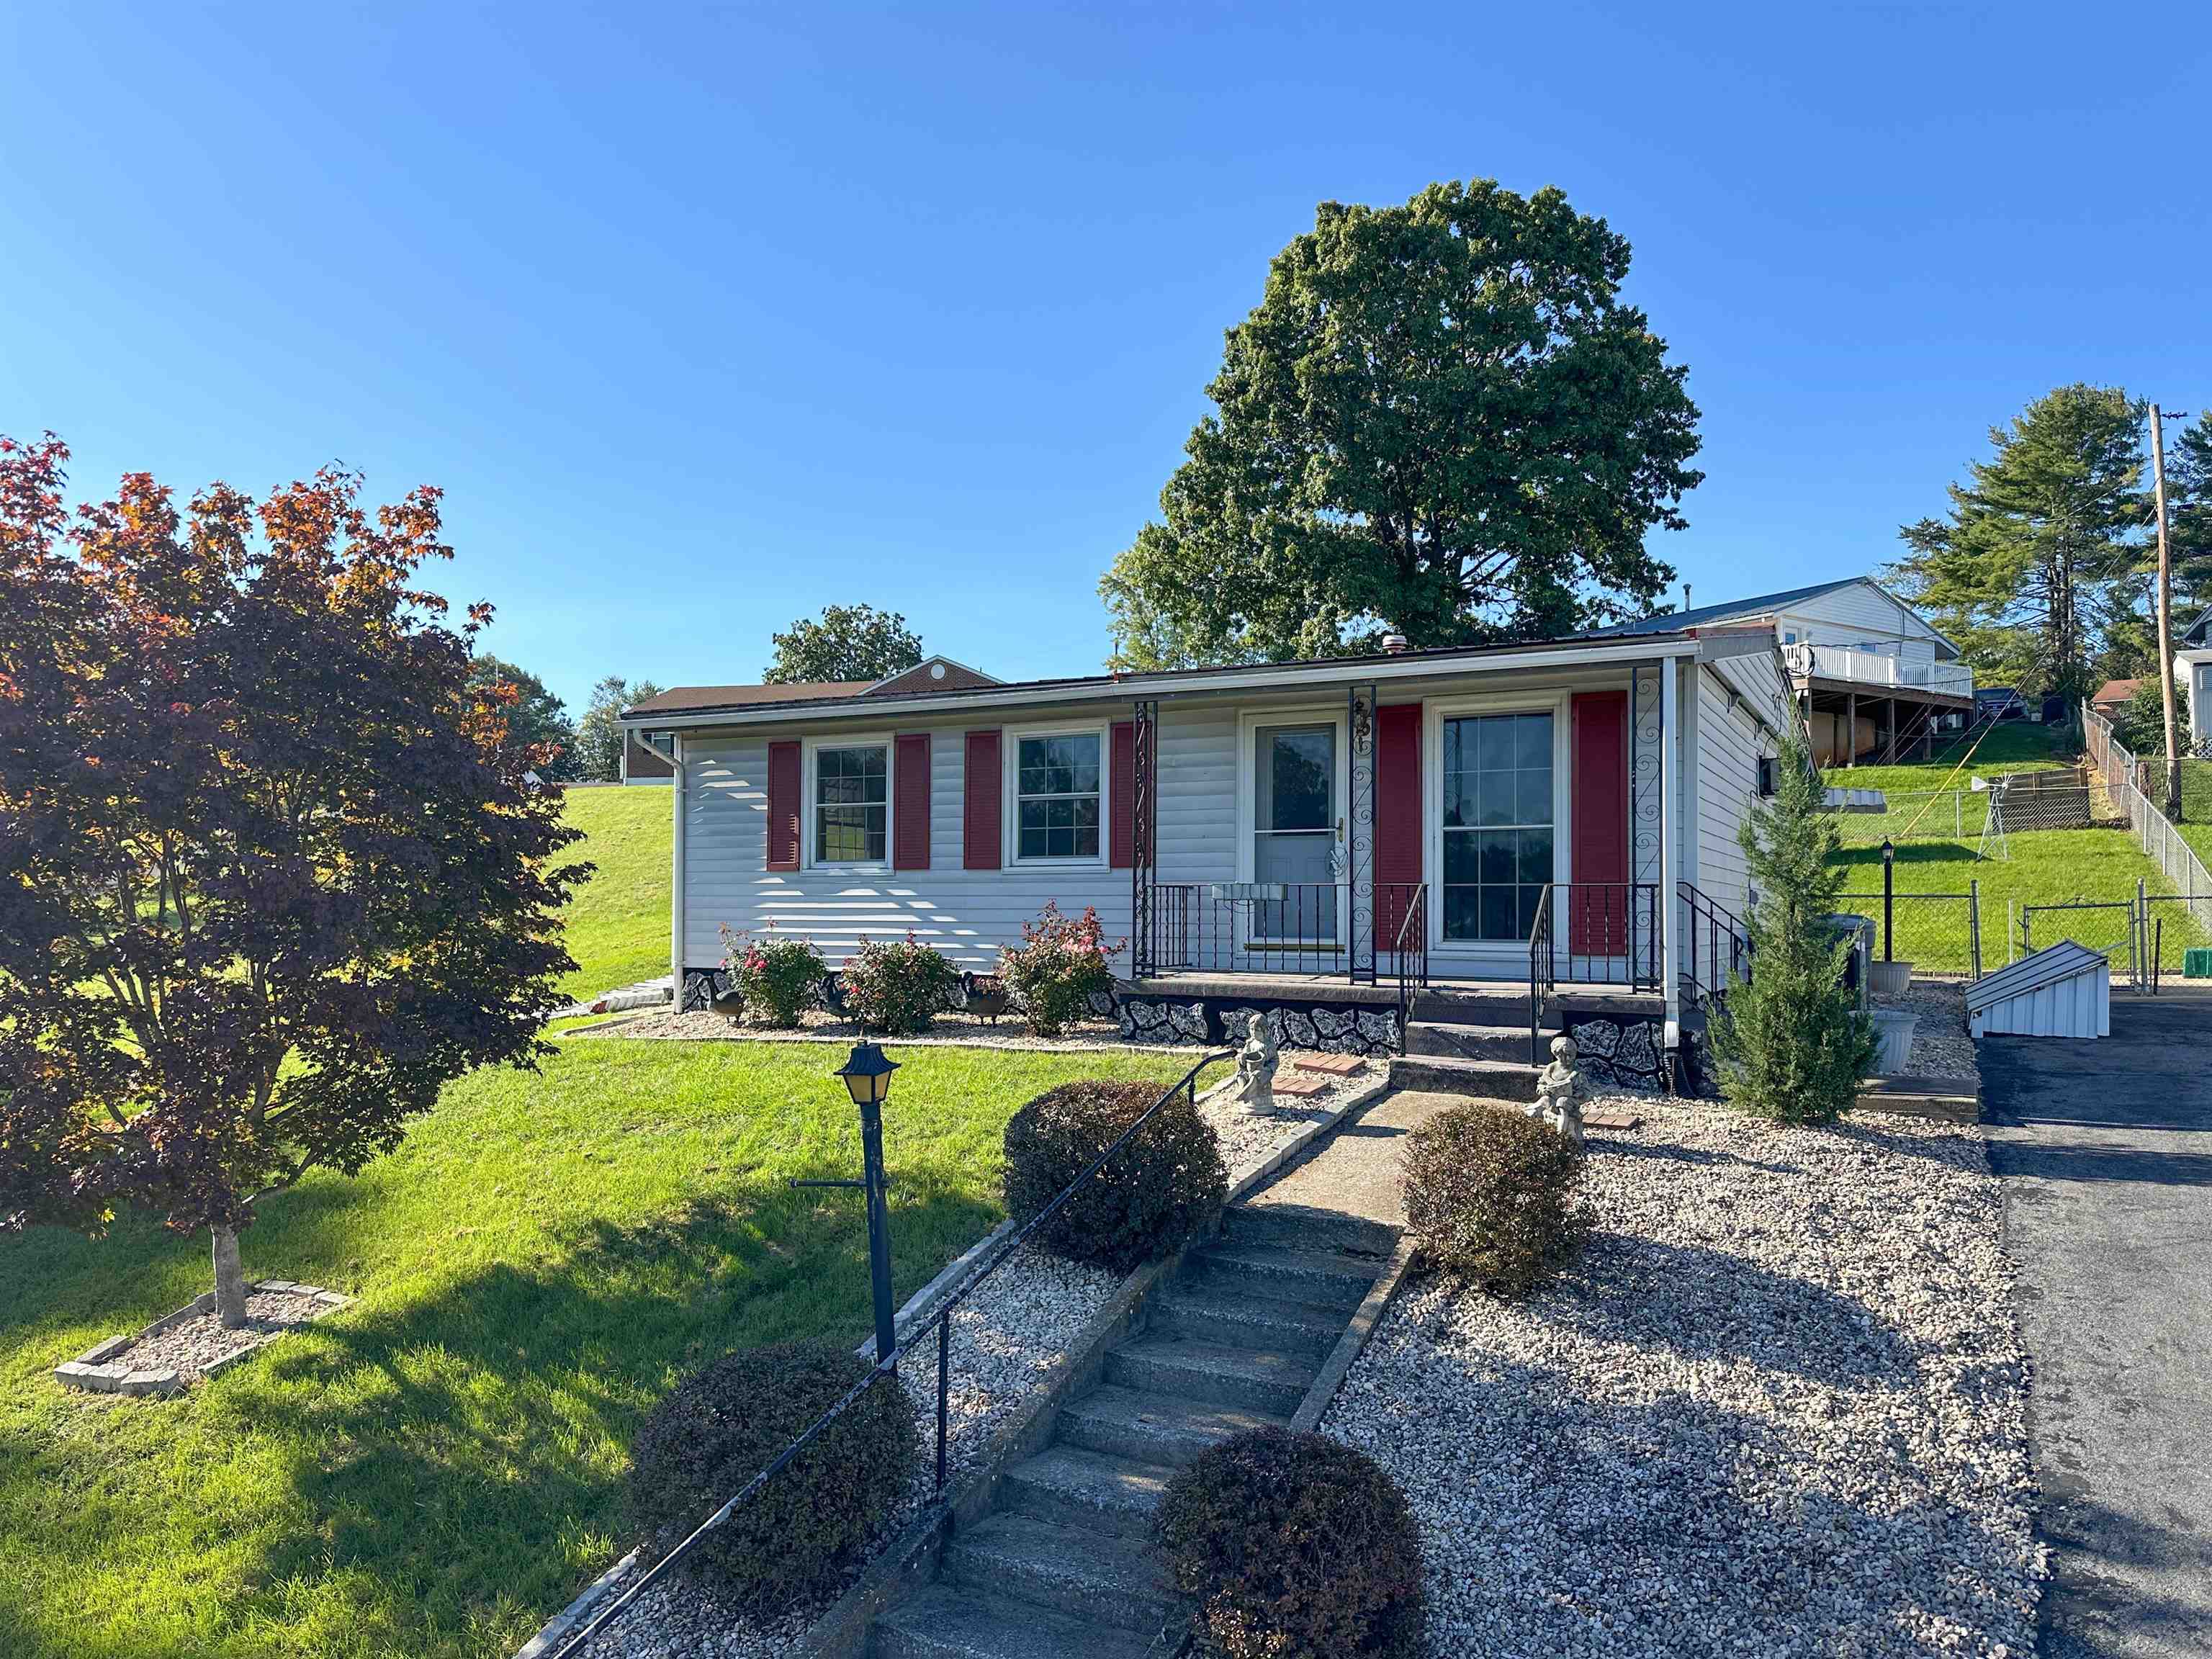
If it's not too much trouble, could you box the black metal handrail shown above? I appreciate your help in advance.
[912,1048,1228,1494]
[1678,880,1752,1012]
[549,1051,1227,1659]
[1528,881,1661,1062]
[1391,884,1428,1038]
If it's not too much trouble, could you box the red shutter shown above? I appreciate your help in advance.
[1109,720,1136,869]
[765,740,801,871]
[1375,703,1423,944]
[894,734,931,870]
[963,729,1001,869]
[1569,691,1629,956]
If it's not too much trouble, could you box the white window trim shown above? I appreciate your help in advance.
[1235,703,1352,948]
[1004,721,1111,869]
[803,732,896,872]
[1423,689,1573,958]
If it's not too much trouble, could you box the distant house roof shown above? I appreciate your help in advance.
[624,656,1003,720]
[2181,607,2212,649]
[2092,678,2143,710]
[1580,578,1864,639]
[1582,575,1957,657]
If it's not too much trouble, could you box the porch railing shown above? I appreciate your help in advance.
[1678,880,1752,1012]
[1527,881,1662,1062]
[1143,881,1428,981]
[1392,883,1429,1035]
[1784,642,1975,698]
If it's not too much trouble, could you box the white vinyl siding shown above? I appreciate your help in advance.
[1777,580,1954,660]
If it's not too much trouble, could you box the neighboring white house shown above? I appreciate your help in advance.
[1588,577,1972,766]
[2173,606,2212,754]
[621,624,1797,1066]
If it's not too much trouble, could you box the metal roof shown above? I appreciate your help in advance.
[1578,579,1864,639]
[1964,940,2109,1015]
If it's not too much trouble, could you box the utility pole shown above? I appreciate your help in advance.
[2152,405,2183,820]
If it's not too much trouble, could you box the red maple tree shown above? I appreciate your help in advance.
[0,434,587,1323]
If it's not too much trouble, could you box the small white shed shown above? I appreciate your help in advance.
[1966,940,2110,1039]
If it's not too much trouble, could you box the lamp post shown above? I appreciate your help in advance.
[1881,837,1895,963]
[792,1042,902,1368]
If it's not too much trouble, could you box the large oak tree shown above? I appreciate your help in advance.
[0,435,585,1324]
[1100,179,1704,667]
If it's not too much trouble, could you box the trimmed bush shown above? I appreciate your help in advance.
[1157,1427,1425,1659]
[1401,1102,1583,1295]
[626,1338,917,1610]
[840,932,960,1034]
[997,902,1120,1037]
[719,925,825,1028]
[1003,1079,1227,1272]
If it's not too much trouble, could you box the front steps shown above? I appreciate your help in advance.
[872,1197,1396,1659]
[1395,986,1665,1103]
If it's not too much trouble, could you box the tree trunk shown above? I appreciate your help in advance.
[212,1226,249,1328]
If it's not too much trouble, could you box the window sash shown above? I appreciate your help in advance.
[1014,732,1102,860]
[814,744,889,863]
[1440,712,1555,943]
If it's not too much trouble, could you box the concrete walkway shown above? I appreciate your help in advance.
[1981,995,2212,1659]
[1241,1089,1460,1229]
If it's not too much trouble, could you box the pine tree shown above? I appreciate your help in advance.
[1709,724,1877,1125]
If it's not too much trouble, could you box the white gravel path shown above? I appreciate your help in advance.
[565,1066,1378,1658]
[1324,1095,2041,1659]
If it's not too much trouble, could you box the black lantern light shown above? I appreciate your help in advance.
[835,1041,899,1108]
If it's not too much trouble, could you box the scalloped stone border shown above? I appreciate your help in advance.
[53,1278,351,1398]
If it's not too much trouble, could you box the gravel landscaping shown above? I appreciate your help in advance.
[561,1067,1377,1659]
[1325,1095,2040,1659]
[1876,979,1978,1080]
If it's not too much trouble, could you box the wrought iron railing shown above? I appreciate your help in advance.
[1678,881,1753,1011]
[1528,881,1661,1061]
[1390,884,1428,1035]
[548,1053,1227,1659]
[1143,881,1427,982]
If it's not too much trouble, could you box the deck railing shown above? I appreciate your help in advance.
[1785,643,1974,697]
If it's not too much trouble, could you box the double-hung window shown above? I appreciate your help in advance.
[814,743,888,864]
[1014,730,1102,862]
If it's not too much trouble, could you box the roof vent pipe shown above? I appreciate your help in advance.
[1381,633,1410,655]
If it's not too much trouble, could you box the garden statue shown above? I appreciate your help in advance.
[1235,1012,1280,1115]
[1532,1034,1591,1149]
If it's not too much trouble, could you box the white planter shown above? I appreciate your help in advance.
[1870,1009,1918,1074]
[1870,960,1915,997]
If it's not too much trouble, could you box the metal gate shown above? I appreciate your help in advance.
[2017,892,2165,989]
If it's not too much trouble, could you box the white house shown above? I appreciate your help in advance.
[2173,607,2212,755]
[1588,577,1972,767]
[621,616,1800,1071]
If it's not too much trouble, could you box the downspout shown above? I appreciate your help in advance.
[670,733,687,1000]
[1659,659,1681,1051]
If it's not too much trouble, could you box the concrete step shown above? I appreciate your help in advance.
[1411,988,1528,1025]
[1218,1200,1399,1259]
[1105,1334,1316,1416]
[940,1512,1180,1635]
[1000,1444,1177,1539]
[874,1584,1163,1659]
[1403,1020,1540,1064]
[1192,1242,1389,1310]
[1388,1052,1540,1102]
[1056,1384,1287,1468]
[1150,1283,1352,1359]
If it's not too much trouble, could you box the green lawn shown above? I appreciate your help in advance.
[554,786,673,1003]
[1832,829,2208,975]
[0,1039,1187,1659]
[1834,719,2074,797]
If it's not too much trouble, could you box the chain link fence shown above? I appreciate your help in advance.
[1833,887,1982,978]
[2082,706,2212,943]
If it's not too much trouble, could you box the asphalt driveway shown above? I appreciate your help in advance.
[1981,993,2212,1658]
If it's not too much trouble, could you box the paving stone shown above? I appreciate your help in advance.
[1289,1051,1364,1075]
[1269,1071,1331,1096]
[76,1336,130,1364]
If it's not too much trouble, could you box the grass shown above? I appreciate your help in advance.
[1820,721,2211,973]
[0,1039,1190,1659]
[552,786,673,1004]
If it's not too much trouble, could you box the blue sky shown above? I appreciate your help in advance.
[5,3,2208,714]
